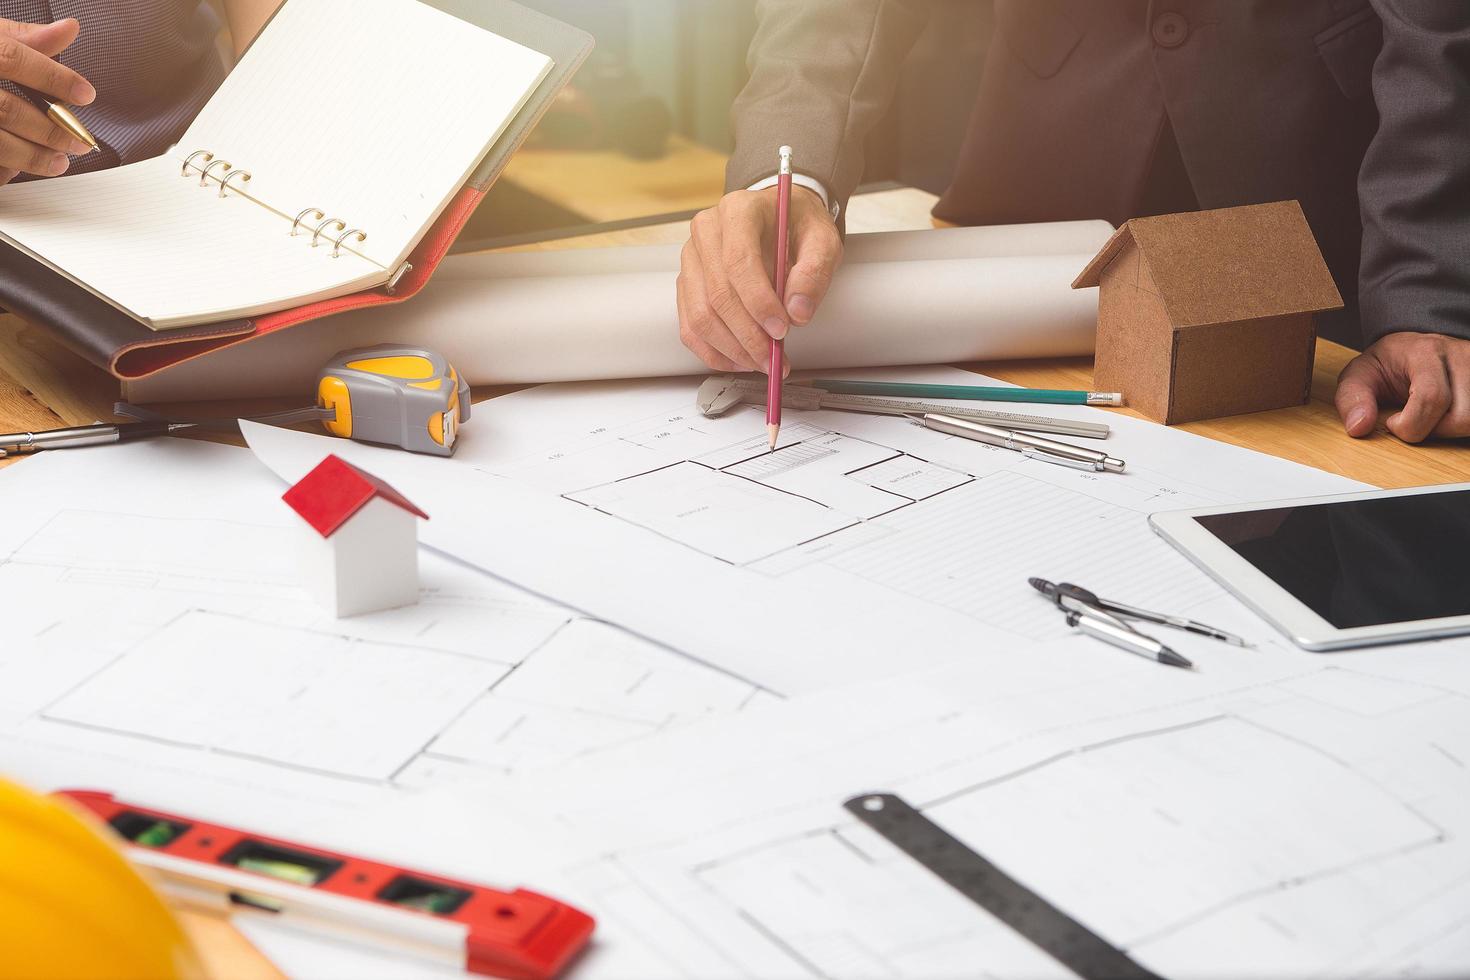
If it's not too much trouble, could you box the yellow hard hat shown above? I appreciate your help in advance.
[0,778,203,979]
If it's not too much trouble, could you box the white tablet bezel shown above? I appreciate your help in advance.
[1149,482,1470,651]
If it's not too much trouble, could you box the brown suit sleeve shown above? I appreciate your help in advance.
[1358,0,1470,343]
[726,0,936,214]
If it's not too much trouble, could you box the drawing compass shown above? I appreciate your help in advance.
[1030,578,1251,647]
[695,375,1111,440]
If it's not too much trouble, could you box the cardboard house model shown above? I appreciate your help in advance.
[1072,200,1343,425]
[282,454,428,618]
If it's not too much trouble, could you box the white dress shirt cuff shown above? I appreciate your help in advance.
[746,173,840,221]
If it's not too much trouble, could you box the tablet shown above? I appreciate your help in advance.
[1149,482,1470,650]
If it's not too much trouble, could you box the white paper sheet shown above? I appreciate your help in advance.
[124,221,1113,401]
[0,439,773,976]
[243,366,1364,697]
[363,624,1470,979]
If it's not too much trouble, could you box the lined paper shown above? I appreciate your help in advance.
[178,0,552,269]
[0,157,382,327]
[0,0,552,328]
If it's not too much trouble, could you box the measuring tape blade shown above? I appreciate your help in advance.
[845,793,1163,980]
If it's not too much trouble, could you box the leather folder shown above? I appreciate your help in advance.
[0,0,592,381]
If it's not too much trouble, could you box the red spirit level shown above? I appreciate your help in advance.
[58,790,594,980]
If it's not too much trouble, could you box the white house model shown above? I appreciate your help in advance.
[282,454,428,618]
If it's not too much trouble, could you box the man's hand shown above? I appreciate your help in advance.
[677,185,843,374]
[0,17,95,186]
[1335,332,1470,442]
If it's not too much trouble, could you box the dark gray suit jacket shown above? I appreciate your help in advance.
[727,0,1470,349]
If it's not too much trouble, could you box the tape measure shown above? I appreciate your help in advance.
[116,344,472,458]
[316,345,470,457]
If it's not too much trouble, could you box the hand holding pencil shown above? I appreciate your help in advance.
[675,150,843,377]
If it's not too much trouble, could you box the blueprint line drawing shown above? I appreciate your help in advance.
[512,408,1220,640]
[2,495,760,793]
[560,424,973,566]
[458,655,1470,980]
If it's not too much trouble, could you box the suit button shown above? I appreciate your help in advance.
[1152,12,1189,48]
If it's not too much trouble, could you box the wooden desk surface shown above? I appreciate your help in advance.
[2,187,1464,487]
[0,186,1463,977]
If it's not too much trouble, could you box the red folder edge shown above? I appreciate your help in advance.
[112,184,485,380]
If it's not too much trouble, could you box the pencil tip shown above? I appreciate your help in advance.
[1160,648,1194,670]
[767,423,780,450]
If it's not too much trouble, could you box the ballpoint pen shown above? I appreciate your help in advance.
[1028,578,1251,647]
[15,82,99,154]
[0,420,187,458]
[767,144,793,450]
[1064,607,1195,670]
[915,413,1125,473]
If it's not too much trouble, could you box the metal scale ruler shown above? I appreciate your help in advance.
[696,376,1111,440]
[845,793,1163,980]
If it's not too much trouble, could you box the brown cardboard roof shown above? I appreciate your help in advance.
[1072,200,1343,327]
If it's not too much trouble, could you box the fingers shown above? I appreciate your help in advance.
[691,207,778,370]
[677,240,752,373]
[1431,339,1470,438]
[1334,353,1387,438]
[0,89,91,154]
[0,30,95,104]
[0,166,17,186]
[784,189,843,325]
[1384,350,1451,444]
[718,191,789,341]
[0,128,68,176]
[675,186,842,376]
[0,18,81,59]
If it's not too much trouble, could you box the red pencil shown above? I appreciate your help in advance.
[767,145,793,450]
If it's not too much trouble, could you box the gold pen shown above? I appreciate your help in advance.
[16,82,98,153]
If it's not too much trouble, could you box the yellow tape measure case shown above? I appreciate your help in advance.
[316,345,470,457]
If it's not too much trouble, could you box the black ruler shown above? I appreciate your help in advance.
[845,793,1163,980]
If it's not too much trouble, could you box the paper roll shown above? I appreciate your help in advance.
[124,221,1113,402]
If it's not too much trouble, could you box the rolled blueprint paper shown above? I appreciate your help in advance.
[123,221,1113,402]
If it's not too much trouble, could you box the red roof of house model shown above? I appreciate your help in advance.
[282,454,429,538]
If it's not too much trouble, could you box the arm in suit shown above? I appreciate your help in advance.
[726,0,935,212]
[678,0,933,374]
[1358,0,1470,346]
[1337,0,1470,441]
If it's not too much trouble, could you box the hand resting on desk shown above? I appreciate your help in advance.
[0,17,95,183]
[1336,332,1470,442]
[677,184,841,374]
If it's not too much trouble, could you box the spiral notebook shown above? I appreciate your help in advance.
[0,0,552,331]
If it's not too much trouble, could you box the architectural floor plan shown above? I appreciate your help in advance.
[447,639,1470,979]
[0,441,763,832]
[246,369,1364,696]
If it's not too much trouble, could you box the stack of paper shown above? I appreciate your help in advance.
[6,362,1470,978]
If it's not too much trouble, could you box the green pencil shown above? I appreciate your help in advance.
[807,379,1124,407]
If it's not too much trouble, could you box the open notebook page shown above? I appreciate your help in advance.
[177,0,553,271]
[0,156,383,329]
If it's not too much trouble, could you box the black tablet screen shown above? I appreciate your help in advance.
[1192,489,1470,629]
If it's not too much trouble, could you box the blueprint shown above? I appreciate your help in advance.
[240,369,1470,977]
[244,367,1365,695]
[0,439,764,861]
[381,630,1470,979]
